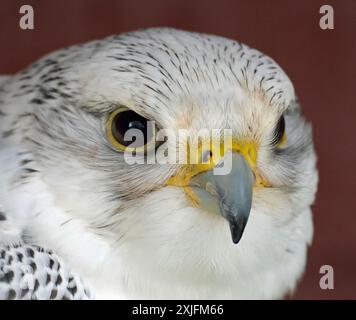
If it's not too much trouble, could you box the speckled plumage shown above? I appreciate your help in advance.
[0,28,317,299]
[0,244,92,299]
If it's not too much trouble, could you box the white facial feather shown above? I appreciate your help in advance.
[0,28,317,299]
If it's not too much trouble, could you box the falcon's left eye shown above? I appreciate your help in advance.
[106,108,155,152]
[271,115,286,148]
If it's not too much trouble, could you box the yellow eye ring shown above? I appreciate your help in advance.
[106,107,156,153]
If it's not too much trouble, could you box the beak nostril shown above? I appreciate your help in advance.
[201,149,213,164]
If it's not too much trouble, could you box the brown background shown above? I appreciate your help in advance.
[0,0,355,299]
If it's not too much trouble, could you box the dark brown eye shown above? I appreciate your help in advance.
[271,115,286,147]
[107,108,154,151]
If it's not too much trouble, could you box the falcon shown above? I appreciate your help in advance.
[0,28,318,299]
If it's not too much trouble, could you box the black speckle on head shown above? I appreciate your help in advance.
[23,168,39,174]
[0,211,6,221]
[30,98,44,105]
[2,129,14,139]
[20,159,33,166]
[285,248,295,254]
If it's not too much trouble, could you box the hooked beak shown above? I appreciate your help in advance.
[189,153,254,244]
[166,137,264,244]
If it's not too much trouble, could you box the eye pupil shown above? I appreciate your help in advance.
[111,110,152,148]
[272,115,285,146]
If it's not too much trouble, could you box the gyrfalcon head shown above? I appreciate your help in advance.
[0,28,318,299]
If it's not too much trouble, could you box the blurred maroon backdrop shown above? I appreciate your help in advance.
[0,0,355,299]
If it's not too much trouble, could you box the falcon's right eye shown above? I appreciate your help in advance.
[106,108,155,152]
[271,115,286,148]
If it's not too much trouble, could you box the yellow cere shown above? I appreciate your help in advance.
[166,138,270,188]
